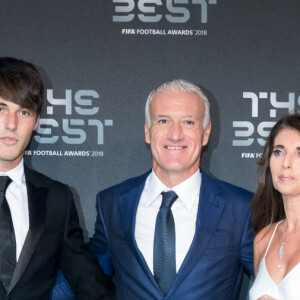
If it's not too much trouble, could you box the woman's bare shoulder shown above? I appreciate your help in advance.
[254,223,277,256]
[253,223,278,275]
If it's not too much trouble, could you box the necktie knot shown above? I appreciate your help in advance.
[0,176,12,193]
[160,191,178,209]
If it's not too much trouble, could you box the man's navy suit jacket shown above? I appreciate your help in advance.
[88,169,255,300]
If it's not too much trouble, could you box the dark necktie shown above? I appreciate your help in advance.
[153,191,178,295]
[0,176,16,291]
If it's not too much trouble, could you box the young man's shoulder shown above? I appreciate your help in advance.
[25,165,70,191]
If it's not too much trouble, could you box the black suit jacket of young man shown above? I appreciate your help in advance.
[0,165,115,300]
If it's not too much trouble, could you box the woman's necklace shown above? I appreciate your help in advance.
[278,219,300,268]
[278,220,287,268]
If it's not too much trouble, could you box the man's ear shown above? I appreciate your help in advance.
[34,115,40,131]
[202,121,211,146]
[145,122,150,144]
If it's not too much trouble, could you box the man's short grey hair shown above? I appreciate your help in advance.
[145,79,210,128]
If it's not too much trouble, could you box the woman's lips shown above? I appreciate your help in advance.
[279,174,294,181]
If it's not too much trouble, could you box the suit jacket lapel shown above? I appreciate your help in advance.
[8,167,48,294]
[0,282,6,298]
[118,171,159,288]
[169,171,227,293]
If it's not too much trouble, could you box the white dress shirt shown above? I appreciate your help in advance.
[135,170,201,273]
[0,160,29,261]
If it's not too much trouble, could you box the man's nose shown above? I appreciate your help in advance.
[5,113,17,130]
[168,122,184,141]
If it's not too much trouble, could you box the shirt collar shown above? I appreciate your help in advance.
[0,159,25,188]
[146,169,201,211]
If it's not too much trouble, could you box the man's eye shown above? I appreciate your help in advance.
[20,110,30,116]
[158,119,167,124]
[185,120,194,125]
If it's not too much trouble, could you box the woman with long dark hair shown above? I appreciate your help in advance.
[249,114,300,299]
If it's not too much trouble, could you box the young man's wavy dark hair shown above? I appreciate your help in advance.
[0,57,43,116]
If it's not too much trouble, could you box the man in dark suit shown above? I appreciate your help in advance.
[54,79,254,299]
[0,57,115,300]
